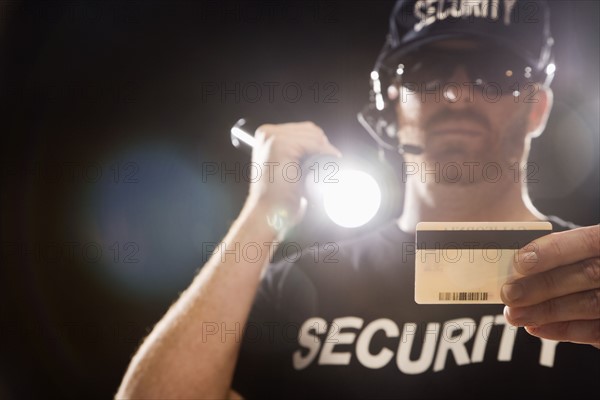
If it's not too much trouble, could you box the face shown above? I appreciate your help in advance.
[392,40,551,185]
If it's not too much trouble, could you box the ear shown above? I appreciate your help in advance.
[527,85,553,138]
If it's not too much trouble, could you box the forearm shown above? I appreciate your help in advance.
[116,202,278,399]
[116,121,340,399]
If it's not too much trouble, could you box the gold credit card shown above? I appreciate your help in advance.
[415,221,552,304]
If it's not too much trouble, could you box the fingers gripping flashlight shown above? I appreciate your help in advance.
[230,118,382,228]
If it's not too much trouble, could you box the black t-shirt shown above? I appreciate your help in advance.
[232,217,599,398]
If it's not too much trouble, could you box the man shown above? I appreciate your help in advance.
[116,1,599,398]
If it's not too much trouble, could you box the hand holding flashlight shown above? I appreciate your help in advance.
[232,118,342,232]
[232,118,385,229]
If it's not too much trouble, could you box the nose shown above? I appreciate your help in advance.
[443,66,474,106]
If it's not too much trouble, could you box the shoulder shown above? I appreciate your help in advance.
[271,220,411,273]
[261,220,412,299]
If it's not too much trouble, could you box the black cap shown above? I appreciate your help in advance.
[376,0,554,75]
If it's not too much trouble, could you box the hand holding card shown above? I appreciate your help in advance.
[502,225,600,348]
[415,221,553,304]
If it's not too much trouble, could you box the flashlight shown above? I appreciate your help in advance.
[230,118,382,228]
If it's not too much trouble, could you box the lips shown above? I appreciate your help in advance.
[424,108,492,137]
[430,128,483,137]
[429,121,485,138]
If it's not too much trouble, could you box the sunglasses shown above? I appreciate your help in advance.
[392,47,546,94]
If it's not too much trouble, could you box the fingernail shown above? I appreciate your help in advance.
[524,325,540,337]
[502,283,523,302]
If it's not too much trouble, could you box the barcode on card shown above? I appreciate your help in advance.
[438,292,489,301]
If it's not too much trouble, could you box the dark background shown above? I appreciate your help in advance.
[1,1,598,398]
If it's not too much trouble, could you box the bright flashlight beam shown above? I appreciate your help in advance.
[322,169,381,228]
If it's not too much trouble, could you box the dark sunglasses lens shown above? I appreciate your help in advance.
[398,49,539,94]
[467,56,535,92]
[399,57,452,90]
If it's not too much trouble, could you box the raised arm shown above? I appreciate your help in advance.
[115,122,341,399]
